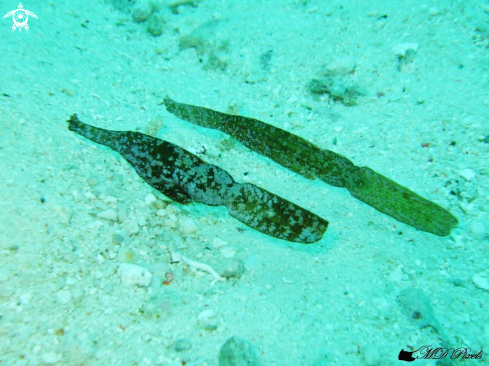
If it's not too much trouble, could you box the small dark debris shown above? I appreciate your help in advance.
[448,277,464,286]
[480,135,489,144]
[2,93,12,98]
[411,311,422,320]
[260,50,273,71]
[40,197,46,203]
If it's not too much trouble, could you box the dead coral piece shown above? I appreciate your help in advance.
[132,5,152,23]
[180,19,220,54]
[110,0,135,13]
[168,0,202,14]
[393,43,419,72]
[146,13,166,37]
[308,77,366,106]
[203,53,227,71]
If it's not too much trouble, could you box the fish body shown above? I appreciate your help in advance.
[68,114,328,243]
[163,97,458,236]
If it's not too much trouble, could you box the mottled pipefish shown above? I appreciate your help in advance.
[163,97,458,237]
[67,114,328,243]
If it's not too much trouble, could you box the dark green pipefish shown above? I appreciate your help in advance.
[67,114,328,243]
[163,97,458,237]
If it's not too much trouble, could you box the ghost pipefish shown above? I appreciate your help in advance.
[67,114,328,243]
[162,97,458,237]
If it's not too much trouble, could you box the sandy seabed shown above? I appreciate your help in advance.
[1,0,488,365]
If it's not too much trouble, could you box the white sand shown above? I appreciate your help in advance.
[1,0,488,365]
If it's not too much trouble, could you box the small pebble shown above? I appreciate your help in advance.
[205,149,220,158]
[41,351,59,364]
[154,47,166,55]
[164,219,177,228]
[198,309,215,321]
[166,204,181,215]
[362,344,381,366]
[152,199,167,209]
[118,263,152,287]
[118,248,136,263]
[220,247,236,258]
[473,273,489,291]
[61,87,76,97]
[174,338,192,352]
[220,259,244,278]
[85,192,96,200]
[467,220,487,240]
[112,234,124,245]
[179,218,198,234]
[459,168,476,181]
[157,209,168,217]
[132,5,152,23]
[145,193,157,205]
[219,336,259,366]
[118,208,128,223]
[56,290,72,304]
[213,238,228,248]
[97,209,118,221]
[122,219,139,234]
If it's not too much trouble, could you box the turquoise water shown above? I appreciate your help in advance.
[1,0,488,365]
